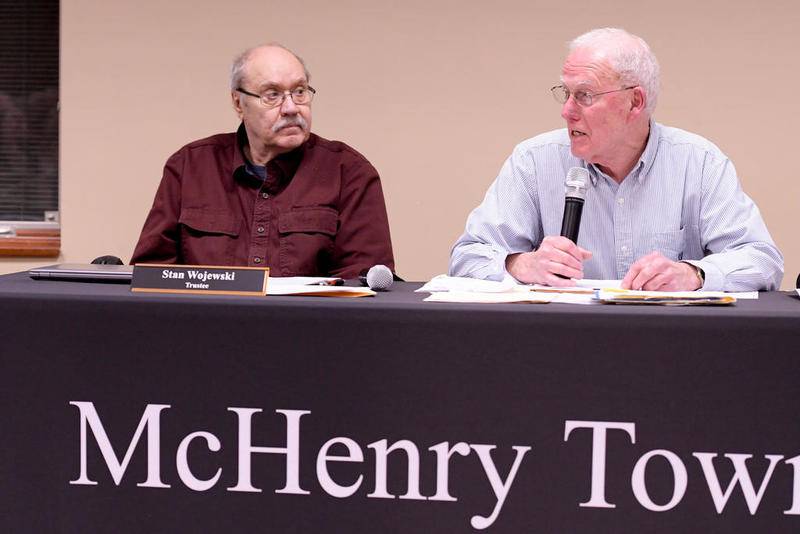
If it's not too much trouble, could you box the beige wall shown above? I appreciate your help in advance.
[4,0,797,286]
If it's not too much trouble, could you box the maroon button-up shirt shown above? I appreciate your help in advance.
[131,126,394,278]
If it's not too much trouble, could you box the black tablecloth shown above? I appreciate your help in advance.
[2,272,799,532]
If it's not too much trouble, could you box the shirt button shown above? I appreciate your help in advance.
[261,192,269,199]
[257,226,265,233]
[617,197,625,205]
[621,245,628,252]
[253,257,262,264]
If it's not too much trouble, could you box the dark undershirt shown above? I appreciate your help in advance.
[244,158,267,181]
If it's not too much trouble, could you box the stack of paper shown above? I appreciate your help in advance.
[417,275,753,306]
[530,279,620,293]
[418,275,559,304]
[267,277,375,297]
[416,275,518,293]
[424,290,552,304]
[595,288,736,305]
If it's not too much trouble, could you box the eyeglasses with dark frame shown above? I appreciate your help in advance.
[236,85,316,108]
[551,84,637,107]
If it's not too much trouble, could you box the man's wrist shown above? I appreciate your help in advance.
[682,261,705,290]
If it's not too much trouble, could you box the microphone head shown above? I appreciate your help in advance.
[366,264,393,291]
[91,255,124,265]
[565,167,589,200]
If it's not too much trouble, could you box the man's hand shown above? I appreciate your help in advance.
[621,252,702,291]
[505,236,592,286]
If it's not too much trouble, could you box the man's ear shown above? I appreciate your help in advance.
[630,87,646,115]
[231,91,244,119]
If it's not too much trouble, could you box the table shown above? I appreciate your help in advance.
[2,271,799,532]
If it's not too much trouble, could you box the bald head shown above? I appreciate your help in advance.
[230,43,313,164]
[568,28,660,115]
[230,43,310,91]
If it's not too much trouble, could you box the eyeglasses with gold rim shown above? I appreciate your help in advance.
[551,84,636,107]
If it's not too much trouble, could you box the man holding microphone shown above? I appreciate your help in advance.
[449,28,782,291]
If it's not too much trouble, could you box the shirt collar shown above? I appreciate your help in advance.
[637,119,660,181]
[585,119,659,186]
[233,122,311,187]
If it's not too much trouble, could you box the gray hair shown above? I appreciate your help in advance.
[230,43,311,91]
[569,28,660,114]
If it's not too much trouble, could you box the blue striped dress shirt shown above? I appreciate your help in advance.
[449,122,783,291]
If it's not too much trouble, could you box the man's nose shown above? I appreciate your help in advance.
[280,94,299,114]
[561,95,580,121]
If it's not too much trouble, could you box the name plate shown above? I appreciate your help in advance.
[131,264,269,296]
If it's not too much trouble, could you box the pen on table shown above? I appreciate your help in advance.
[311,278,344,286]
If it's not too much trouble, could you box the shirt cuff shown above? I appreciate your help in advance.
[683,259,723,291]
[503,250,534,284]
[450,245,511,282]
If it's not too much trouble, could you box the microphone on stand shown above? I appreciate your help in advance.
[560,167,589,243]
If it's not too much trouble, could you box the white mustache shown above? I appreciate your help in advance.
[272,116,308,133]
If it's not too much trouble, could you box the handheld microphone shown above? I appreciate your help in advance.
[362,264,393,291]
[560,167,589,243]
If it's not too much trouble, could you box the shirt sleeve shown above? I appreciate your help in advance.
[686,157,783,291]
[130,149,184,264]
[449,144,541,281]
[328,155,395,279]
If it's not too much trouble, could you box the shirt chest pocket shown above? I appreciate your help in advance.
[278,206,338,276]
[641,228,686,261]
[179,208,241,265]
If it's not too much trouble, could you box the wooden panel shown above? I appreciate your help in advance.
[0,229,60,257]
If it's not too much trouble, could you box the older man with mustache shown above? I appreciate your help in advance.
[132,44,394,278]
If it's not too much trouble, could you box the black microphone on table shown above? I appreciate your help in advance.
[560,167,589,243]
[360,264,394,291]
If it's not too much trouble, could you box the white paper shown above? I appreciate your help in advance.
[575,279,622,289]
[416,274,518,293]
[267,284,374,297]
[528,279,621,293]
[424,291,552,304]
[268,276,342,286]
[728,291,758,300]
[550,292,601,305]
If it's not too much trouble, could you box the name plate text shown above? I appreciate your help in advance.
[131,264,269,296]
